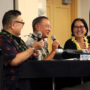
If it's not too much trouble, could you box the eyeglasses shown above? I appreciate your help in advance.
[40,22,51,29]
[74,26,85,29]
[43,24,51,29]
[15,21,25,25]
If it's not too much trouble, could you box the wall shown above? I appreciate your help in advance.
[0,0,90,35]
[78,0,90,35]
[17,0,90,40]
[0,0,14,31]
[15,0,46,41]
[0,0,46,41]
[15,0,38,41]
[38,0,46,16]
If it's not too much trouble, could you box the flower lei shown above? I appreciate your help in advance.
[31,33,49,60]
[71,36,89,50]
[0,30,27,51]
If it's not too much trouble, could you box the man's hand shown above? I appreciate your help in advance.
[52,40,60,51]
[32,40,44,50]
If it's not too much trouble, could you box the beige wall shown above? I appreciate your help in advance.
[78,0,90,35]
[17,0,90,39]
[1,0,90,38]
[0,0,13,31]
[15,0,46,41]
[15,0,38,41]
[38,0,46,16]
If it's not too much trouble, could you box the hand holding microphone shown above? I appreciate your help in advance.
[51,35,61,51]
[37,31,42,41]
[51,35,62,49]
[32,31,44,50]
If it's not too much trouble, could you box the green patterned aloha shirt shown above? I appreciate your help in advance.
[25,33,49,60]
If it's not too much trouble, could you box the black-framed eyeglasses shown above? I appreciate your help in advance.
[15,21,25,25]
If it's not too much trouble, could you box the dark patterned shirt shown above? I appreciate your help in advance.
[0,30,27,90]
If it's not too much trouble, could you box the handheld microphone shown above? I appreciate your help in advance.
[51,35,62,49]
[37,31,42,41]
[25,32,42,47]
[25,33,37,47]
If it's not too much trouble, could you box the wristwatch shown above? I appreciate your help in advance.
[31,47,35,52]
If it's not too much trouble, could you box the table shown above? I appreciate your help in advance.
[19,60,90,90]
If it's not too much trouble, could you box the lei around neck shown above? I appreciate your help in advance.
[71,36,89,50]
[0,30,27,51]
[31,33,49,59]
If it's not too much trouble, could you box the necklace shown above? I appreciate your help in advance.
[0,30,27,51]
[71,36,89,50]
[31,33,49,59]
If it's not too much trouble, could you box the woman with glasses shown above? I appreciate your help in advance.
[63,18,90,59]
[59,18,90,90]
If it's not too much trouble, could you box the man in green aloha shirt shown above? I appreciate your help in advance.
[26,16,60,60]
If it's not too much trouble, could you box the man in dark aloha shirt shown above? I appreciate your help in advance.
[0,10,44,90]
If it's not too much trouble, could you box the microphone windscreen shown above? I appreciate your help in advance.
[51,35,62,49]
[37,31,42,41]
[51,35,56,41]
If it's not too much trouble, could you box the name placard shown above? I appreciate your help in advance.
[80,54,90,60]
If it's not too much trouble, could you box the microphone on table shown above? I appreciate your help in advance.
[56,48,90,54]
[51,35,62,49]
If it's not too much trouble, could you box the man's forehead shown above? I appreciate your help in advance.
[15,15,23,21]
[41,19,49,22]
[40,20,50,24]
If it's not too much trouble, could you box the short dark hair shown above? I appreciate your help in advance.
[32,16,48,32]
[71,18,88,36]
[2,10,21,27]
